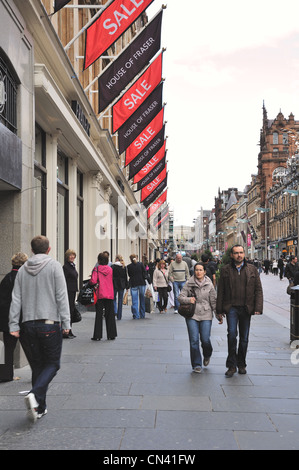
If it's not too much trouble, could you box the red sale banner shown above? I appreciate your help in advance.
[112,52,163,133]
[84,0,155,69]
[133,140,166,184]
[125,108,164,166]
[147,190,167,219]
[141,166,167,202]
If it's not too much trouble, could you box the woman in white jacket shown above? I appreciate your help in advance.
[153,260,169,313]
[178,262,217,373]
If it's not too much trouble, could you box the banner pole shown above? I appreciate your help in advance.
[84,7,164,93]
[64,0,115,52]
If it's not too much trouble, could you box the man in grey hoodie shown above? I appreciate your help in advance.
[9,235,70,422]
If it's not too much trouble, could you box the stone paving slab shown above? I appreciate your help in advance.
[0,273,298,451]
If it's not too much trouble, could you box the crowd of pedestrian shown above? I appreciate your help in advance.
[6,236,299,423]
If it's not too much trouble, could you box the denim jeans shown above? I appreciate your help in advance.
[185,318,212,368]
[173,281,186,310]
[114,289,124,320]
[130,285,146,319]
[21,321,62,413]
[226,306,252,369]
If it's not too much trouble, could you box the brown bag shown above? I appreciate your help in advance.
[123,290,128,305]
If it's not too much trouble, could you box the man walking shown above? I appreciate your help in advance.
[285,256,298,283]
[216,245,263,377]
[9,235,70,422]
[168,253,190,313]
[278,256,284,280]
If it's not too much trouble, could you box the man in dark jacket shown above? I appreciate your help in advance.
[216,245,263,377]
[285,256,298,282]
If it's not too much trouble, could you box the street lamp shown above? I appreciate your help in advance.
[255,207,270,259]
[236,218,251,257]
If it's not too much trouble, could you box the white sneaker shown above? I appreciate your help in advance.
[24,392,38,423]
[193,366,202,373]
[37,409,47,419]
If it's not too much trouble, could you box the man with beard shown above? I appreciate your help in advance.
[216,245,263,377]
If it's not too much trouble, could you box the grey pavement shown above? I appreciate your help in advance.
[0,272,299,451]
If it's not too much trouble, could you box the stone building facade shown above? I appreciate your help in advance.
[0,0,159,288]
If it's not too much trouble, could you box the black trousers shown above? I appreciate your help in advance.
[0,332,18,382]
[157,287,168,312]
[93,299,117,340]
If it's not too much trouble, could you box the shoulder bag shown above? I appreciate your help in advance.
[178,287,196,318]
[161,270,172,292]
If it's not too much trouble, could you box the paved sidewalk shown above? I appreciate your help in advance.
[0,273,298,450]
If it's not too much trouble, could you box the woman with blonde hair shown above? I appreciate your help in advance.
[0,252,28,382]
[153,259,169,313]
[63,249,78,338]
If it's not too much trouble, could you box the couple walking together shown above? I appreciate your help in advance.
[179,245,263,376]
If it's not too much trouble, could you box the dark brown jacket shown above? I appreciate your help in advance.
[216,261,263,316]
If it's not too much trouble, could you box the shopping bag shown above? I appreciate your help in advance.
[77,280,97,306]
[123,290,129,305]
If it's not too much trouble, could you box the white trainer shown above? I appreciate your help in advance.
[37,409,47,419]
[24,393,39,423]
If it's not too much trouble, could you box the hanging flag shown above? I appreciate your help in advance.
[147,190,167,219]
[136,155,166,190]
[133,140,166,184]
[154,205,169,228]
[125,107,164,166]
[140,166,167,202]
[99,10,163,113]
[84,0,155,70]
[142,173,167,208]
[54,0,71,12]
[112,52,163,133]
[118,82,163,154]
[128,125,165,179]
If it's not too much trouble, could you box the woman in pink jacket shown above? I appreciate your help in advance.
[90,252,117,341]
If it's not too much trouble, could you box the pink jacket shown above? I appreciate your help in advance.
[90,265,114,300]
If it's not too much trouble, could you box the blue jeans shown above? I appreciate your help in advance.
[21,321,62,413]
[173,281,186,310]
[226,307,251,369]
[114,289,124,320]
[185,318,212,368]
[130,285,146,319]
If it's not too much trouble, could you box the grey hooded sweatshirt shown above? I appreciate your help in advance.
[9,254,70,332]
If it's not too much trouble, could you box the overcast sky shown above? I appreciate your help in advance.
[146,0,299,225]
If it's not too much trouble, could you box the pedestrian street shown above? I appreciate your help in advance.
[0,271,299,451]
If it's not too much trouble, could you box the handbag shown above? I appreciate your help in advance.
[178,288,196,318]
[71,306,82,323]
[77,280,97,306]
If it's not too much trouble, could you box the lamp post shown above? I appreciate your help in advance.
[255,207,270,260]
[236,218,251,257]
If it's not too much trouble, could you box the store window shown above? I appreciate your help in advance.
[0,54,18,134]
